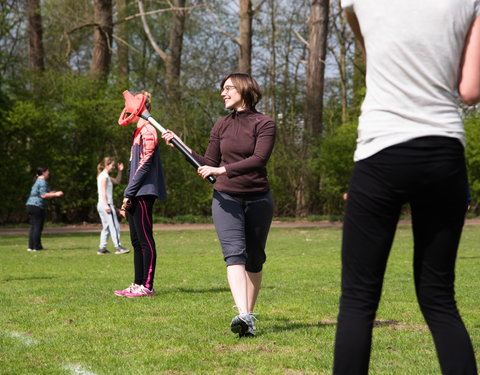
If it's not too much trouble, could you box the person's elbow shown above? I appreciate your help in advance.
[459,84,480,106]
[458,15,480,105]
[255,156,270,170]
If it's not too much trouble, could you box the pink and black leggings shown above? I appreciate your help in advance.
[127,195,157,290]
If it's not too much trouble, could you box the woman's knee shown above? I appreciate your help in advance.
[245,251,266,272]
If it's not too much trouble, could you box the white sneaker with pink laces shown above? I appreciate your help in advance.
[123,285,155,298]
[113,283,140,296]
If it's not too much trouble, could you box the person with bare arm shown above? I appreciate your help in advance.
[96,157,129,255]
[334,1,480,373]
[26,166,64,252]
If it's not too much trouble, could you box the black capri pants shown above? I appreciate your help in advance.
[212,190,274,273]
[333,137,477,374]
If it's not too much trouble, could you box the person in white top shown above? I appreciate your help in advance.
[334,1,480,374]
[96,157,129,255]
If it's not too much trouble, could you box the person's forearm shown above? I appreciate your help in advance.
[101,193,109,207]
[345,10,365,59]
[175,136,192,153]
[112,170,122,184]
[41,192,58,199]
[459,16,480,105]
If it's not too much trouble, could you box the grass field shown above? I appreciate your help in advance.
[1,224,479,374]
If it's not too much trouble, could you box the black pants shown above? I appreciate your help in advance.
[27,205,45,250]
[333,137,477,375]
[127,195,157,290]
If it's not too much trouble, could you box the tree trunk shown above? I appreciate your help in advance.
[238,0,253,74]
[27,0,45,71]
[304,0,329,136]
[338,9,348,123]
[265,0,277,118]
[296,0,329,217]
[117,0,129,85]
[91,0,113,77]
[138,0,186,102]
[166,0,186,102]
[328,1,349,123]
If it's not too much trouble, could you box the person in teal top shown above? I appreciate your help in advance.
[26,166,64,251]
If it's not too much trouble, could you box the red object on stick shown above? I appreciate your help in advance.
[118,91,148,127]
[118,90,216,184]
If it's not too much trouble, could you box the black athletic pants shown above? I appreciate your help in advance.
[27,205,45,250]
[333,137,477,375]
[127,195,157,290]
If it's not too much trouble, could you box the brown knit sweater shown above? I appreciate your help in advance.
[192,108,276,194]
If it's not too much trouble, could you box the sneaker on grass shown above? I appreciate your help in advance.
[123,285,155,298]
[115,246,130,255]
[230,313,257,337]
[97,248,111,255]
[114,283,140,296]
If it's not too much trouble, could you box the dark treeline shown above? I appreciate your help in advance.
[1,0,479,224]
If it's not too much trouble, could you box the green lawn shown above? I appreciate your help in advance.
[1,225,479,374]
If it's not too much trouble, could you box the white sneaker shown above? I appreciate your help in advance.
[115,246,130,255]
[123,285,155,298]
[113,283,140,296]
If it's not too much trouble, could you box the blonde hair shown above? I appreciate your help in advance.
[140,90,152,111]
[97,157,115,176]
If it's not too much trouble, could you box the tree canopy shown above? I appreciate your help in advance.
[1,0,478,224]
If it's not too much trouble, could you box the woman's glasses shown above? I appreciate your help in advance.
[221,85,236,94]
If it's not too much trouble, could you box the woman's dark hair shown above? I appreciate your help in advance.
[36,166,48,176]
[220,73,262,109]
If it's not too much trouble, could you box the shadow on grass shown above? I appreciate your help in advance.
[266,318,407,333]
[167,286,231,294]
[267,317,337,333]
[2,275,56,282]
[373,319,399,327]
[166,285,275,295]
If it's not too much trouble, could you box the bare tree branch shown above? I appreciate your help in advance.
[205,2,240,45]
[66,22,99,35]
[116,2,204,26]
[252,0,267,13]
[296,56,307,66]
[111,34,141,53]
[293,28,308,47]
[63,22,100,62]
[64,4,204,32]
[138,0,168,62]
